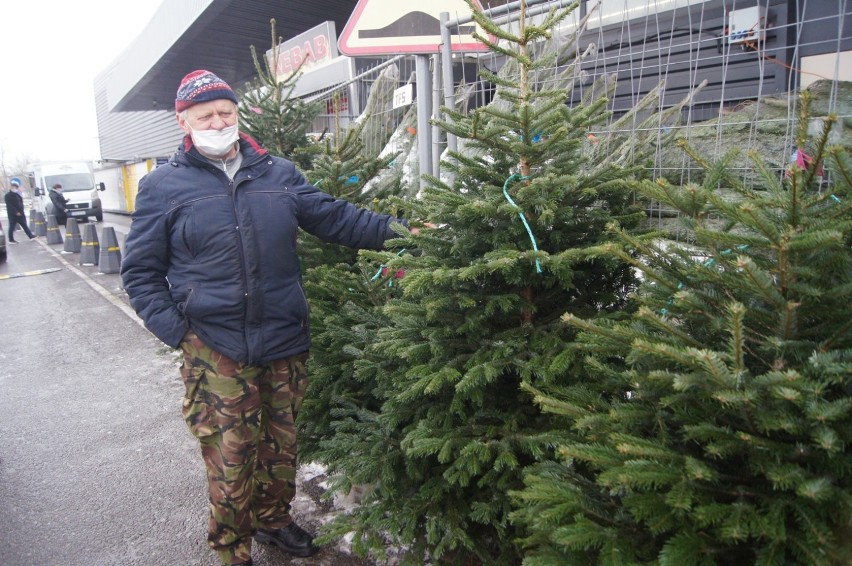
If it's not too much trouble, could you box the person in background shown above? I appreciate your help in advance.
[48,183,68,226]
[4,177,36,242]
[120,70,417,566]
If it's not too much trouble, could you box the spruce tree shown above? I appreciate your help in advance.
[513,92,852,565]
[298,114,403,272]
[238,18,323,169]
[297,111,407,458]
[317,1,646,562]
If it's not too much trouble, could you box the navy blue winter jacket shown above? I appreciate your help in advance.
[121,134,404,364]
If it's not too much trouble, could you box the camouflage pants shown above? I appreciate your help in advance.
[179,332,309,565]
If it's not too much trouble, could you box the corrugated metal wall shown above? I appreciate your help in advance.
[94,77,180,162]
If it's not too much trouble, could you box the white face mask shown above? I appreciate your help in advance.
[190,123,239,158]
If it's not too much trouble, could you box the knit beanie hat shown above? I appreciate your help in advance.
[10,177,21,187]
[175,70,239,112]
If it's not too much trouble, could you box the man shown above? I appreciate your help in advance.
[4,177,35,242]
[48,183,68,226]
[121,70,411,566]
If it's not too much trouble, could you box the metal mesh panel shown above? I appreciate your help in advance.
[305,57,419,159]
[297,0,849,227]
[449,0,851,236]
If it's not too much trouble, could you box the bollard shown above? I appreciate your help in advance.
[80,224,100,266]
[46,214,64,245]
[98,226,122,274]
[34,211,47,237]
[29,209,35,226]
[63,218,82,253]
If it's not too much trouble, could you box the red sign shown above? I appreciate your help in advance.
[267,21,338,82]
[326,96,349,114]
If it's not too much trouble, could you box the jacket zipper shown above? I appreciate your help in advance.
[229,176,254,361]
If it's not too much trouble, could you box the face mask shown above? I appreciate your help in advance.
[190,123,239,157]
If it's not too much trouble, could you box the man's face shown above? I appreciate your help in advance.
[177,99,238,133]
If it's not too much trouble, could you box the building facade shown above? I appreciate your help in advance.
[94,0,851,210]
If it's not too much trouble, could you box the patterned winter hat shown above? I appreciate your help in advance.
[175,70,238,112]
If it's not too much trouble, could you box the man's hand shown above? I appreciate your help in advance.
[409,222,436,236]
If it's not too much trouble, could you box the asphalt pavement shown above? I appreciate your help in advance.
[0,214,379,566]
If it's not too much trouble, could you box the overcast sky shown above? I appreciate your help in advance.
[0,0,164,170]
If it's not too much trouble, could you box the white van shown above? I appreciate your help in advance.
[27,161,106,222]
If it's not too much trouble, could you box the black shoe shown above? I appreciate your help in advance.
[255,523,318,557]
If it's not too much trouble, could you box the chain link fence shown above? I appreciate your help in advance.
[300,0,849,226]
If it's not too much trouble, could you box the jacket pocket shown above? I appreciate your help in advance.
[171,206,197,258]
[177,285,196,315]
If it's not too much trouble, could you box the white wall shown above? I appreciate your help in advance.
[801,51,852,89]
[94,165,127,212]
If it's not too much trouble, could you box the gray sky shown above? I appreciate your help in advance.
[0,0,164,170]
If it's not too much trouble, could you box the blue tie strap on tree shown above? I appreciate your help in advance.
[517,131,543,143]
[660,282,684,317]
[502,174,542,273]
[338,175,360,185]
[721,244,750,256]
[372,249,408,285]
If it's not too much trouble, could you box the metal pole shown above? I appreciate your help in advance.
[440,12,458,154]
[432,53,443,178]
[415,54,433,188]
[346,58,359,131]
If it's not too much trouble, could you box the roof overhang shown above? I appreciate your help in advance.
[102,0,358,113]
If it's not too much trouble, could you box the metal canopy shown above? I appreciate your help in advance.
[113,0,358,112]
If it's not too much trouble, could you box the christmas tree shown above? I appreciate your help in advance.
[298,113,404,272]
[513,92,852,565]
[315,1,647,562]
[297,105,408,458]
[238,18,323,170]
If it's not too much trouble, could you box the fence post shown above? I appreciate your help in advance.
[415,54,433,189]
[440,12,458,155]
[432,53,443,178]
